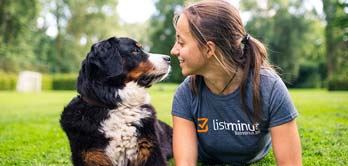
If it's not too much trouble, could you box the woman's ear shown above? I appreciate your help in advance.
[206,41,216,59]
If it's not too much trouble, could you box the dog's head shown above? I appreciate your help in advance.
[77,37,171,107]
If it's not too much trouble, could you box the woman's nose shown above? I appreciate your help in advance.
[170,44,179,57]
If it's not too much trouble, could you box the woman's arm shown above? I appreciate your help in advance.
[270,120,302,166]
[173,116,198,166]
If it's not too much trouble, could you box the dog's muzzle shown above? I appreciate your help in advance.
[148,53,171,76]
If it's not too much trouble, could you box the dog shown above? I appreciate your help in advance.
[60,37,173,166]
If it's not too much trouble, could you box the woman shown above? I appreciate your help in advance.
[170,0,302,165]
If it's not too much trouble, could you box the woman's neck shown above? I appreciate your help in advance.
[202,66,242,95]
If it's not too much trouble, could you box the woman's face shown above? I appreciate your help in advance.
[170,14,207,76]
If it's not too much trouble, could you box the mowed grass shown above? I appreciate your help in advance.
[0,85,347,165]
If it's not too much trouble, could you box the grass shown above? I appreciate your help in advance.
[0,86,347,165]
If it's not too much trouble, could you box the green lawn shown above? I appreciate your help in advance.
[0,86,347,165]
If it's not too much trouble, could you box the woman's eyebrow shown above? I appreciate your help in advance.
[176,35,184,41]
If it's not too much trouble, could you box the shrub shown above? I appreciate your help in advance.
[328,77,348,91]
[0,72,17,90]
[52,74,77,90]
[42,75,53,90]
[0,72,79,91]
[290,62,324,88]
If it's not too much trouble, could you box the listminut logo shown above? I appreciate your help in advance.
[213,119,260,135]
[197,118,261,135]
[197,118,209,133]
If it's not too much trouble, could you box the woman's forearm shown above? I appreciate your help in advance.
[173,116,198,166]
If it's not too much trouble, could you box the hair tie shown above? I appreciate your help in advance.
[241,34,250,45]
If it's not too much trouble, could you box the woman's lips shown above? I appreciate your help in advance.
[178,57,184,64]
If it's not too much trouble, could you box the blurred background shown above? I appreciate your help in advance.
[0,0,347,90]
[0,1,347,165]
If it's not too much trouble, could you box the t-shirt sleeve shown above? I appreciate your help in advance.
[171,78,194,121]
[268,78,298,128]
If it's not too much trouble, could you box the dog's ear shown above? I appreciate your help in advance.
[85,37,124,81]
[101,39,123,77]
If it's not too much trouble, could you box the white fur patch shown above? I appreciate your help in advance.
[117,81,151,107]
[148,53,171,81]
[99,82,152,165]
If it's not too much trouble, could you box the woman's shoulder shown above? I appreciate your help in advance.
[260,67,280,80]
[258,67,294,105]
[259,67,283,84]
[259,67,285,91]
[175,76,193,96]
[177,76,191,89]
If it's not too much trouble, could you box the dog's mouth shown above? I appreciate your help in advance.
[137,73,168,88]
[136,53,171,88]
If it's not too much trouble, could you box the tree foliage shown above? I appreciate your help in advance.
[0,0,346,89]
[149,0,186,83]
[42,0,120,73]
[323,0,348,81]
[0,0,39,72]
[241,0,326,86]
[0,0,119,73]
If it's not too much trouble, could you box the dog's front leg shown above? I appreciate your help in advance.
[135,137,167,166]
[81,149,113,166]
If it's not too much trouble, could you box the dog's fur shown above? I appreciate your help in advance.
[60,37,172,166]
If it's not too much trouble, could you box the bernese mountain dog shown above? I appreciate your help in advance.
[60,37,173,166]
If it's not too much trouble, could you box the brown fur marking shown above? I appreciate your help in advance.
[82,149,112,166]
[126,61,154,81]
[134,138,154,165]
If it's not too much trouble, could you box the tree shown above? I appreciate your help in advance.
[37,0,120,73]
[149,0,186,83]
[65,0,119,47]
[0,0,121,73]
[323,0,348,81]
[0,0,39,72]
[241,0,326,86]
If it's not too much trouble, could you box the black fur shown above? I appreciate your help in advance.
[60,37,172,166]
[61,96,111,165]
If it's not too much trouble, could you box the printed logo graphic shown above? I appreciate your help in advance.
[197,118,208,133]
[212,119,261,135]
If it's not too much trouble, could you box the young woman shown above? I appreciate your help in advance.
[170,0,302,165]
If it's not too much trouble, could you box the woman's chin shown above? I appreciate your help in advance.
[181,66,197,76]
[181,69,189,76]
[181,70,192,77]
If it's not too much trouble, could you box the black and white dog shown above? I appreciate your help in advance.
[60,37,172,166]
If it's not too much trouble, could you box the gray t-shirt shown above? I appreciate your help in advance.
[172,69,298,165]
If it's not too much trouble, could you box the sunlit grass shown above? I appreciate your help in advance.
[0,87,347,165]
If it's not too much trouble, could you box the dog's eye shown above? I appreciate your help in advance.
[136,42,142,48]
[132,48,141,55]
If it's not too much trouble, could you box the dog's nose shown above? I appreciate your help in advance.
[163,56,171,64]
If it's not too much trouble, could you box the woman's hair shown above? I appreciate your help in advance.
[173,0,272,123]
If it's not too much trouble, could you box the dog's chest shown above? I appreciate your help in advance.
[99,105,151,166]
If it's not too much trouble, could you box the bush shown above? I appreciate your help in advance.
[42,75,53,90]
[52,74,77,90]
[0,72,79,91]
[0,72,17,90]
[328,77,348,91]
[290,62,324,88]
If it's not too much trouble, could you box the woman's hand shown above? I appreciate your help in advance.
[173,116,198,166]
[271,120,302,166]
